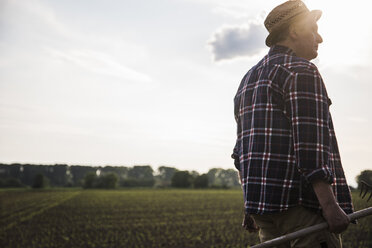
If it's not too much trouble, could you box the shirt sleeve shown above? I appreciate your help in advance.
[232,96,241,171]
[231,141,240,171]
[284,67,334,184]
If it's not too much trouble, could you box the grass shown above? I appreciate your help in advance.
[0,188,370,248]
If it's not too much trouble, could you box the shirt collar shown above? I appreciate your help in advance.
[269,45,296,57]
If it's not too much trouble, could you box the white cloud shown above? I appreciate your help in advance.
[182,0,274,14]
[207,22,267,61]
[211,2,253,19]
[46,48,152,83]
[1,0,72,42]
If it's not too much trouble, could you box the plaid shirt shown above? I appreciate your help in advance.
[233,45,353,215]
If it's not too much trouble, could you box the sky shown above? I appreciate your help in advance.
[1,0,371,187]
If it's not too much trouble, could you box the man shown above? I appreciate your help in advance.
[232,1,353,247]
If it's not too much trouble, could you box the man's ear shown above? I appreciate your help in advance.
[288,23,299,41]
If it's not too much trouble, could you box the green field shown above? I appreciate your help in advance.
[0,189,371,248]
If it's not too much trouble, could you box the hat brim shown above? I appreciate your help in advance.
[311,9,322,22]
[265,9,322,47]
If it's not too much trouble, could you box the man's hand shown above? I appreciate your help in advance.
[312,180,350,233]
[321,201,350,233]
[242,213,259,232]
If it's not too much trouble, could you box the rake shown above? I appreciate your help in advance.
[250,182,372,248]
[360,180,372,202]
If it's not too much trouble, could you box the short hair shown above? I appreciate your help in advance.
[270,22,291,46]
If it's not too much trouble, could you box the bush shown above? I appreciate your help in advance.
[0,177,24,188]
[83,172,97,189]
[83,172,119,189]
[96,173,118,189]
[32,174,49,188]
[193,174,209,188]
[171,171,192,188]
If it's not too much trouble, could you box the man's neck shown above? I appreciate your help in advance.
[275,40,296,53]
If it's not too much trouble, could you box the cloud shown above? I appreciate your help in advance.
[207,22,267,61]
[1,0,72,42]
[211,2,251,19]
[0,0,150,80]
[46,48,152,83]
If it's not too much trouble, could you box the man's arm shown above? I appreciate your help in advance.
[285,67,349,233]
[285,68,334,183]
[312,180,349,233]
[238,171,260,233]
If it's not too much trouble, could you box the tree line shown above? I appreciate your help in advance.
[0,164,241,189]
[1,163,370,190]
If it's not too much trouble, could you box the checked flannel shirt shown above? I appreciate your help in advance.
[232,45,353,215]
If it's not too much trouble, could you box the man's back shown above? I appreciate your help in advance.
[233,45,353,215]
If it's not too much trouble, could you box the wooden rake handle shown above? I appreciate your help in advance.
[251,207,372,248]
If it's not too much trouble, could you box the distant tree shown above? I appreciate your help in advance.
[22,165,50,186]
[83,171,119,189]
[83,172,97,189]
[48,164,68,186]
[157,166,177,187]
[356,170,372,189]
[7,178,24,187]
[190,170,199,178]
[32,174,49,188]
[207,168,220,186]
[20,164,35,186]
[171,171,192,188]
[193,174,209,188]
[70,166,96,187]
[0,164,25,185]
[220,169,240,187]
[99,173,118,189]
[65,167,73,187]
[207,168,240,188]
[128,165,154,180]
[101,166,128,185]
[0,177,24,188]
[124,165,155,187]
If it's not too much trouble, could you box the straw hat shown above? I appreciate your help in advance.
[264,0,322,47]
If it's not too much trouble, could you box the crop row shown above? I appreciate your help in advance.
[0,189,370,248]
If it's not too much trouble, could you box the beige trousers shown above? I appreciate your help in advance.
[251,206,342,248]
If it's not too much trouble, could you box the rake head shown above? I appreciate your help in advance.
[360,180,372,202]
